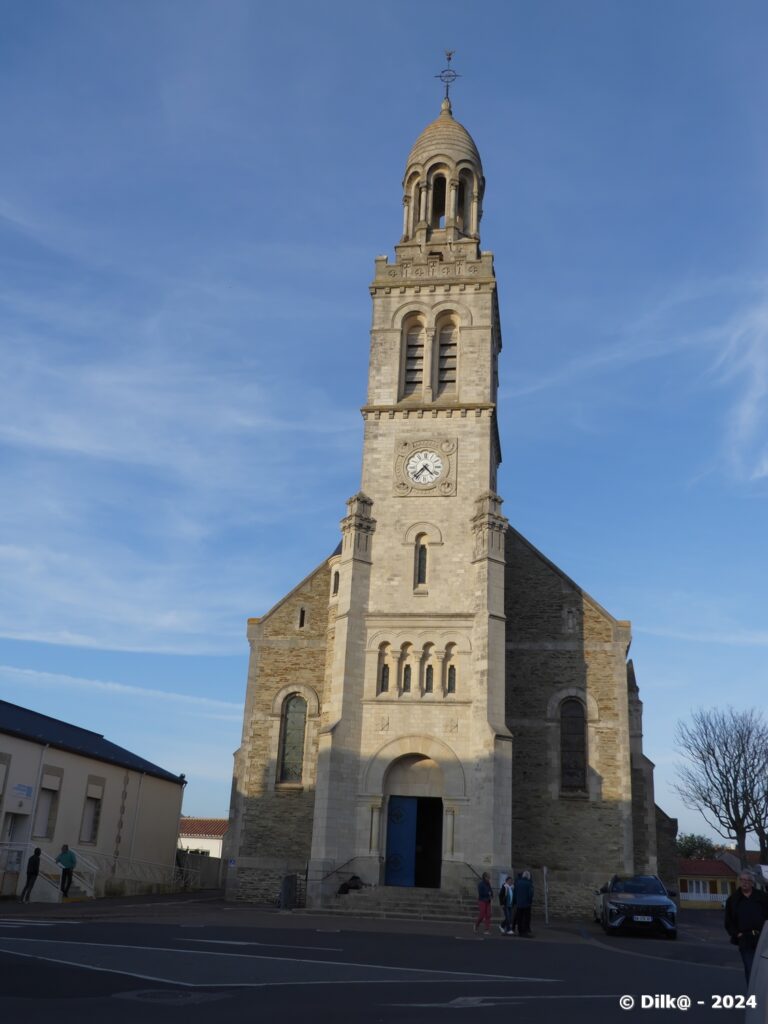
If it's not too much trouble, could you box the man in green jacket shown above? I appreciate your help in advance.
[55,844,77,897]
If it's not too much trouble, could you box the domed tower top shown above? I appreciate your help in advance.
[406,97,482,175]
[399,94,485,250]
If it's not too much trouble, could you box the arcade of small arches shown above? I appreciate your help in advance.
[402,164,481,239]
[375,640,459,698]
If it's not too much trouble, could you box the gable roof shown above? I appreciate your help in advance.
[179,817,229,838]
[506,525,630,635]
[0,700,184,785]
[679,858,736,877]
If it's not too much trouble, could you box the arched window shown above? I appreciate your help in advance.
[447,665,456,694]
[402,664,412,692]
[278,694,307,783]
[425,664,434,693]
[560,698,587,791]
[379,664,390,694]
[431,175,447,228]
[332,571,339,596]
[414,534,428,587]
[457,171,473,234]
[402,320,425,397]
[437,322,457,396]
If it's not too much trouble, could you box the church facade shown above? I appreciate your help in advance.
[225,97,660,915]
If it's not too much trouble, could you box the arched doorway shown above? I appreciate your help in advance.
[383,755,443,888]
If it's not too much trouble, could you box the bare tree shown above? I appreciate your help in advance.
[745,727,768,862]
[674,707,768,865]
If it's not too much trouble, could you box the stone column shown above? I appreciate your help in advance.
[422,328,435,401]
[447,178,458,226]
[470,190,480,237]
[418,182,428,225]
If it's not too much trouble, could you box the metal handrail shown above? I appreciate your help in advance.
[320,857,357,883]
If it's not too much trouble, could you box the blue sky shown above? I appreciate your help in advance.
[1,1,766,845]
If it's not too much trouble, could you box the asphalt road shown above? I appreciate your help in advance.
[0,897,753,1023]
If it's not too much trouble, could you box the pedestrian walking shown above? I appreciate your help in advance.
[20,848,41,903]
[55,844,77,897]
[498,875,515,934]
[514,870,534,936]
[474,872,493,935]
[725,870,768,984]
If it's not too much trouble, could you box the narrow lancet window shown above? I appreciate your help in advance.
[278,695,307,783]
[332,571,339,596]
[379,664,390,694]
[298,607,306,629]
[560,698,587,791]
[402,665,412,693]
[415,538,427,586]
[425,665,434,693]
[447,665,456,694]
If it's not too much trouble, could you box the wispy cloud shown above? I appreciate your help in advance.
[509,276,768,483]
[0,665,242,715]
[636,625,768,648]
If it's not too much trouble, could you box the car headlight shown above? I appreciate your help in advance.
[607,901,626,914]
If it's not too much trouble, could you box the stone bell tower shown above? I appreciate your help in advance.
[307,92,512,903]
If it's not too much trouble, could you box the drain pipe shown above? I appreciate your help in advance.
[128,772,145,864]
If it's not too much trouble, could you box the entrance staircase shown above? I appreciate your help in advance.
[311,884,482,923]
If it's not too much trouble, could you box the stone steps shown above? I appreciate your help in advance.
[306,886,486,922]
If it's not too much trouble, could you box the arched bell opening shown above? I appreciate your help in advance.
[430,174,447,229]
[383,754,443,888]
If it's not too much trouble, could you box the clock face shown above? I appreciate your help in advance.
[406,449,444,485]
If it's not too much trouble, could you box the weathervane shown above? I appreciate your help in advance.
[435,50,460,101]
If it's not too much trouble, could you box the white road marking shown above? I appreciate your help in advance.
[0,919,80,927]
[181,938,344,951]
[0,938,563,988]
[389,994,625,1007]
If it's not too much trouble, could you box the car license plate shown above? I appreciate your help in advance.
[633,915,652,922]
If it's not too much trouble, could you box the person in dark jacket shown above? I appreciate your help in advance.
[725,870,768,983]
[473,872,493,935]
[20,848,41,903]
[514,870,535,936]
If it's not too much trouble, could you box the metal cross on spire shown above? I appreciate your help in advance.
[435,50,460,101]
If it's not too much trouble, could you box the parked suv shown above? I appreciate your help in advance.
[594,875,677,939]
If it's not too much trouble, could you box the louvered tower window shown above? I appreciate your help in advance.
[278,695,307,783]
[437,324,457,395]
[402,324,425,396]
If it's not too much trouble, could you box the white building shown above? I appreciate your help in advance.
[0,700,186,901]
[178,818,228,858]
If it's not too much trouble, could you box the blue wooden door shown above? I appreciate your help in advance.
[385,795,417,886]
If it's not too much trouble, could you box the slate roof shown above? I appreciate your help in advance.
[0,700,184,785]
[179,817,229,838]
[679,858,736,877]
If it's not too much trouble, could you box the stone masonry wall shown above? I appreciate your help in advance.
[233,559,333,902]
[505,529,635,916]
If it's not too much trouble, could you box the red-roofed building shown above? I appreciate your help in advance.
[678,858,737,908]
[178,818,228,858]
